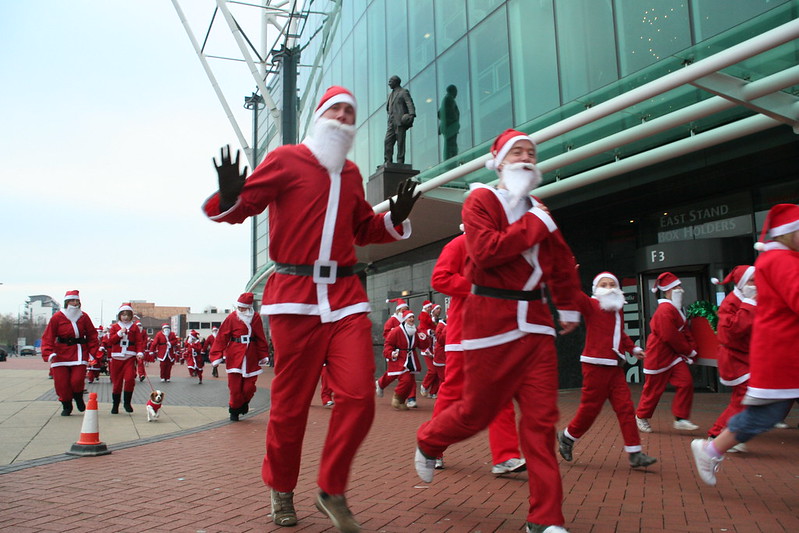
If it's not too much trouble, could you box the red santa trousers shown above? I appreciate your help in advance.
[159,359,174,380]
[566,363,640,450]
[708,382,747,438]
[110,358,137,394]
[136,358,146,378]
[635,361,694,420]
[421,355,440,395]
[227,372,258,409]
[418,334,563,526]
[394,372,416,400]
[433,349,522,464]
[52,365,87,401]
[262,313,375,495]
[320,368,333,404]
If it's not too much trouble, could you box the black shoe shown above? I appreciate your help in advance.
[139,376,145,382]
[557,431,574,462]
[111,393,121,414]
[60,401,73,416]
[229,406,240,422]
[629,451,657,468]
[73,393,86,412]
[241,402,249,415]
[123,391,134,413]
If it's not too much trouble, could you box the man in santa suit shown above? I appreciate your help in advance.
[41,290,100,416]
[151,323,179,382]
[706,266,756,448]
[204,326,221,377]
[185,330,205,384]
[430,312,446,396]
[692,204,799,486]
[209,293,269,420]
[415,129,582,533]
[382,310,430,410]
[635,272,699,433]
[419,300,438,399]
[376,298,409,398]
[557,272,657,468]
[202,86,420,531]
[136,320,149,382]
[104,303,146,414]
[86,326,107,384]
[426,232,527,474]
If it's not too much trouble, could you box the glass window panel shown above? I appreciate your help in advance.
[434,0,467,54]
[436,38,472,160]
[409,0,436,77]
[616,0,691,76]
[508,0,560,125]
[353,121,370,178]
[368,111,386,174]
[692,0,789,41]
[467,0,504,28]
[555,0,618,103]
[469,7,512,144]
[408,63,439,171]
[367,2,387,117]
[385,0,409,84]
[352,19,369,126]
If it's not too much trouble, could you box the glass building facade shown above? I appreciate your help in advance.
[248,0,798,387]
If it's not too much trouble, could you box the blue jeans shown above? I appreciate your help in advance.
[727,399,796,442]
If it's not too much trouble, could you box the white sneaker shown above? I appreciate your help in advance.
[414,448,435,482]
[691,439,723,486]
[375,380,383,398]
[728,442,748,453]
[674,419,699,431]
[434,458,444,469]
[636,416,652,433]
[420,386,429,398]
[407,398,417,408]
[491,457,527,475]
[323,400,334,408]
[774,421,789,429]
[526,523,570,533]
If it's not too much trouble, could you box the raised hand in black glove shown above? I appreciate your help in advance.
[389,178,421,225]
[214,145,248,211]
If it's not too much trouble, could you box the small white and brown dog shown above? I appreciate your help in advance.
[146,390,165,422]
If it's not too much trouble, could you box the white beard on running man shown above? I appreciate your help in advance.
[402,323,417,337]
[499,162,542,208]
[304,118,356,174]
[236,308,254,326]
[64,304,83,322]
[594,287,626,312]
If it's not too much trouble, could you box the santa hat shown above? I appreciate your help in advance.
[64,290,80,302]
[712,265,755,292]
[651,272,681,293]
[237,292,254,308]
[431,303,441,312]
[190,330,199,337]
[401,309,415,322]
[117,302,134,315]
[386,298,409,312]
[754,203,799,251]
[591,272,619,293]
[421,300,433,310]
[485,129,536,171]
[313,86,356,122]
[161,323,170,329]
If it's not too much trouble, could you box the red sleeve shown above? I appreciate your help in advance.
[656,306,696,356]
[431,236,471,298]
[210,316,234,362]
[41,315,59,360]
[250,314,270,358]
[383,328,400,357]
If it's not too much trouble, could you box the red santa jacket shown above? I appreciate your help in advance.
[209,312,269,378]
[203,143,411,323]
[574,292,640,366]
[203,334,216,355]
[185,340,204,369]
[748,244,799,399]
[644,300,697,374]
[461,185,581,349]
[383,324,431,376]
[433,320,447,366]
[383,315,401,339]
[151,331,180,362]
[431,234,471,352]
[716,289,756,386]
[41,310,99,367]
[418,311,434,337]
[104,323,146,361]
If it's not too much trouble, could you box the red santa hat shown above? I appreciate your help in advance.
[421,300,433,310]
[237,292,254,308]
[651,272,681,293]
[63,290,80,302]
[401,309,415,322]
[712,265,755,291]
[117,302,134,315]
[161,323,170,329]
[190,330,199,337]
[313,86,356,122]
[386,298,409,312]
[431,303,441,312]
[485,129,536,171]
[754,203,799,251]
[591,272,619,293]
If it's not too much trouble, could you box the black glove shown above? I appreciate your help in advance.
[214,145,248,211]
[389,178,421,225]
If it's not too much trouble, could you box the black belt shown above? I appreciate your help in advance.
[231,337,250,343]
[472,285,542,301]
[56,337,88,345]
[274,262,356,278]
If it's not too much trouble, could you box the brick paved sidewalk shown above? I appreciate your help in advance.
[1,363,797,532]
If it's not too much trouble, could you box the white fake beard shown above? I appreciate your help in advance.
[742,285,757,300]
[594,287,625,311]
[64,304,83,322]
[671,289,684,308]
[118,319,132,328]
[499,163,542,207]
[403,323,417,337]
[162,329,171,336]
[236,309,254,325]
[304,118,356,173]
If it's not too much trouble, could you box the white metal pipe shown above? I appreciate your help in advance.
[171,0,252,162]
[742,65,799,99]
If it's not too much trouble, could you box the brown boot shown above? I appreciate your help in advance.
[391,394,409,411]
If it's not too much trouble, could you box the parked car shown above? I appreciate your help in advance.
[19,345,36,356]
[0,347,7,361]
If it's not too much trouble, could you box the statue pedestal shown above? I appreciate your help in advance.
[367,164,419,205]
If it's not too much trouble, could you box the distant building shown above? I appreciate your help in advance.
[128,300,190,322]
[27,295,59,325]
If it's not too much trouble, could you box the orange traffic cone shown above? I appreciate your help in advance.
[66,392,111,456]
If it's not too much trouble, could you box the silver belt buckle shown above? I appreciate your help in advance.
[313,259,338,284]
[120,340,129,349]
[240,335,250,344]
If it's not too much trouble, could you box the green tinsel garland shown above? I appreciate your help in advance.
[686,300,719,332]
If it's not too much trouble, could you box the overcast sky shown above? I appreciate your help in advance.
[0,1,265,325]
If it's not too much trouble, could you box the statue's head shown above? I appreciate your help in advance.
[446,84,457,97]
[388,76,401,89]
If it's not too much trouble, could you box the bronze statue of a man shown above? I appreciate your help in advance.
[384,75,416,165]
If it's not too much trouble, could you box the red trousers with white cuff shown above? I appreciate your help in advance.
[110,358,137,394]
[262,313,375,496]
[418,333,563,526]
[421,354,440,395]
[52,365,87,402]
[433,349,522,465]
[635,361,694,420]
[708,382,747,438]
[227,373,258,409]
[565,363,640,451]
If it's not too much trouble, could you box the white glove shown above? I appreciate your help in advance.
[118,328,127,337]
[212,359,222,367]
[258,358,269,367]
[48,353,57,362]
